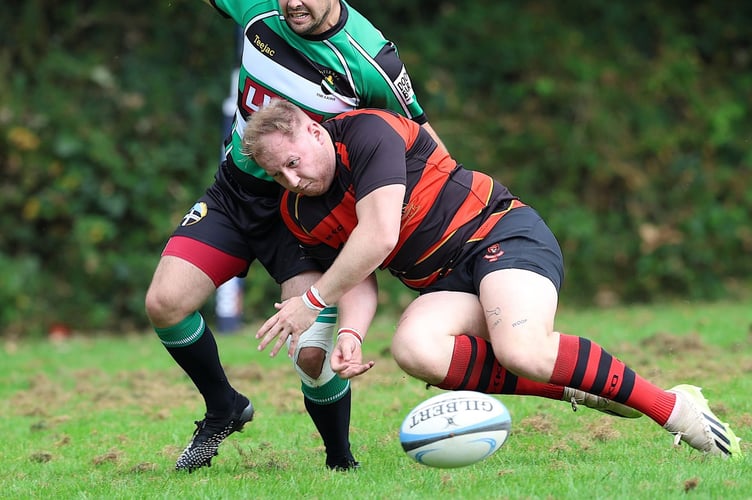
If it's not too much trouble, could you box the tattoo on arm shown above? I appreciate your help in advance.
[511,318,528,328]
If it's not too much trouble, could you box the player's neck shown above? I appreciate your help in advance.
[320,1,341,33]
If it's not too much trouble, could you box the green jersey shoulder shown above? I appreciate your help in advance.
[210,0,426,179]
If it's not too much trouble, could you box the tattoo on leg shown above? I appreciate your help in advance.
[486,307,502,329]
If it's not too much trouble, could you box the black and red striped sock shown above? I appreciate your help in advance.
[437,334,564,400]
[550,333,675,425]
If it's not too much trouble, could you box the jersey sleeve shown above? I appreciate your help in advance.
[342,5,427,123]
[339,113,411,200]
[369,43,428,125]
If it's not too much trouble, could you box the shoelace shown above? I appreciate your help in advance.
[189,419,234,445]
[570,396,580,412]
[672,432,684,447]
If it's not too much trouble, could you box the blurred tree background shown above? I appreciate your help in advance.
[1,0,750,336]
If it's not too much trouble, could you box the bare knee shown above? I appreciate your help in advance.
[281,271,321,300]
[493,333,559,382]
[296,346,326,379]
[391,338,446,386]
[144,257,216,328]
[145,283,187,328]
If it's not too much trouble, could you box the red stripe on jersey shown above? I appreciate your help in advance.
[317,198,358,247]
[331,109,419,149]
[280,191,317,246]
[406,172,494,267]
[385,145,455,264]
[281,190,358,249]
[401,269,445,289]
[335,141,350,170]
[466,200,527,243]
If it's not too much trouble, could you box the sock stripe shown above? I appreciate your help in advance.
[570,337,591,388]
[317,306,338,323]
[302,377,351,404]
[458,336,479,390]
[155,312,205,347]
[590,351,614,395]
[476,339,497,391]
[613,367,636,403]
[500,368,518,394]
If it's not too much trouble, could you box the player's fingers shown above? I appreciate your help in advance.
[257,329,276,350]
[269,331,291,357]
[286,333,298,358]
[257,318,286,352]
[330,350,344,371]
[342,361,375,379]
[256,314,278,340]
[342,346,353,363]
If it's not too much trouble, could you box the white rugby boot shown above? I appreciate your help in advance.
[664,384,742,458]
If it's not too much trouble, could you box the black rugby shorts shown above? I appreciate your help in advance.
[168,161,321,284]
[422,206,564,295]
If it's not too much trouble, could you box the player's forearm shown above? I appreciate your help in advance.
[310,184,402,307]
[421,122,447,151]
[337,274,379,339]
[313,225,394,307]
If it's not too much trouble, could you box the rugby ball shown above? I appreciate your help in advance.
[399,390,511,468]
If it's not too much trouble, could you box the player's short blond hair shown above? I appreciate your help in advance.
[241,99,305,162]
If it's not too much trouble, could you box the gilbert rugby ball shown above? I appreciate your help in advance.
[400,391,511,468]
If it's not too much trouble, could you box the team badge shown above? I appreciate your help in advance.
[483,243,504,262]
[180,202,208,227]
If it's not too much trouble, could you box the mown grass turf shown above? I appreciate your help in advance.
[2,300,750,499]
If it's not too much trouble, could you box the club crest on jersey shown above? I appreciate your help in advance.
[181,202,208,227]
[483,243,504,262]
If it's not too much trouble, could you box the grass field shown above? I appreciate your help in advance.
[2,301,750,499]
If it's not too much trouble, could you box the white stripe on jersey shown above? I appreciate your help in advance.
[343,33,413,117]
[240,40,355,108]
[321,39,359,107]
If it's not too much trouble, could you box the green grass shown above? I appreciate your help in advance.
[2,300,751,499]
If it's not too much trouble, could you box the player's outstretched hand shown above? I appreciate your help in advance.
[256,296,318,357]
[331,335,375,379]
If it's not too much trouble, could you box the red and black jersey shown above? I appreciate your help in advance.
[280,109,520,289]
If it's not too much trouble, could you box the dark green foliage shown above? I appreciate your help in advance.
[2,1,750,335]
[363,0,752,304]
[1,1,243,334]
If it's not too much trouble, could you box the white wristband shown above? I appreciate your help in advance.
[337,327,363,345]
[301,286,328,311]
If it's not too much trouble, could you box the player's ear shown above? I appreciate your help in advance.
[310,121,325,145]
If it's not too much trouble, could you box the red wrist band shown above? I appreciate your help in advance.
[337,327,363,345]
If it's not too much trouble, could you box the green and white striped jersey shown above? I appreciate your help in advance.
[210,0,427,181]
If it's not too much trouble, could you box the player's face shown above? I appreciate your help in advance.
[258,124,335,196]
[280,0,339,36]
